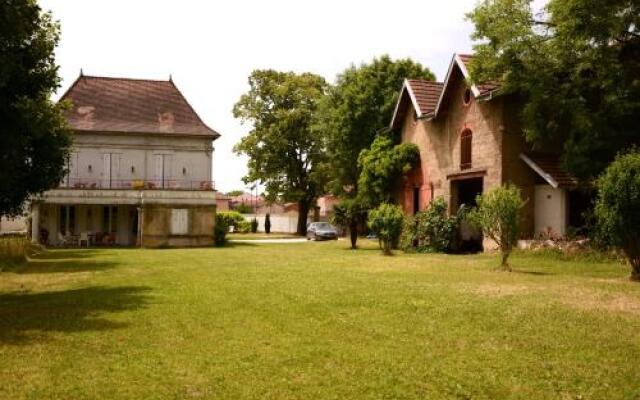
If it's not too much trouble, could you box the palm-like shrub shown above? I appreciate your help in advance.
[468,185,524,270]
[367,203,405,255]
[595,151,640,281]
[331,199,367,249]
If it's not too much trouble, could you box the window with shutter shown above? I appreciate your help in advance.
[460,130,472,170]
[171,209,189,235]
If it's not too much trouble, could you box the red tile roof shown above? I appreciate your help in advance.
[60,75,219,139]
[522,154,579,188]
[406,80,444,115]
[457,54,500,96]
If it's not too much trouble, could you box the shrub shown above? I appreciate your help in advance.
[468,185,524,270]
[331,199,367,249]
[250,218,259,233]
[367,203,404,255]
[400,197,465,253]
[234,203,253,214]
[594,151,640,281]
[0,235,32,269]
[213,216,228,247]
[216,211,251,234]
[264,213,271,234]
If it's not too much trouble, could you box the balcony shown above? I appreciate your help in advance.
[61,178,215,191]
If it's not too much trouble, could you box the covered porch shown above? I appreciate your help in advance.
[33,204,139,247]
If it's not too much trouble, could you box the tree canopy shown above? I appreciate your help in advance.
[357,134,420,208]
[315,56,435,197]
[233,70,327,235]
[467,0,640,179]
[0,0,72,216]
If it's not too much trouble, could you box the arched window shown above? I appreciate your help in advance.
[460,130,472,170]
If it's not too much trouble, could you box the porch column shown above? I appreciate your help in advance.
[137,206,144,247]
[31,202,40,244]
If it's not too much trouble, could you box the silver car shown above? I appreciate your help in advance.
[307,222,338,241]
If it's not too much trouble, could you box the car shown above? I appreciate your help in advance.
[307,222,339,241]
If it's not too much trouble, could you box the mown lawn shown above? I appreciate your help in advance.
[1,241,639,399]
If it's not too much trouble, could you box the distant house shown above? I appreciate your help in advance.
[31,74,220,247]
[390,53,587,244]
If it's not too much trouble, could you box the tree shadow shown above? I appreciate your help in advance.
[0,286,152,345]
[8,249,120,274]
[513,270,554,276]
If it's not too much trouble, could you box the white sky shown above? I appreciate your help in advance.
[40,0,546,193]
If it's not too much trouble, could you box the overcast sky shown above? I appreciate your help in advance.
[40,0,545,193]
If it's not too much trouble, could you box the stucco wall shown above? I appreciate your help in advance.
[142,204,215,247]
[65,132,213,187]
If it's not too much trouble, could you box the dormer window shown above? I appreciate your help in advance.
[460,129,472,170]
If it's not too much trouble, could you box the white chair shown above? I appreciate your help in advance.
[57,232,70,247]
[80,232,90,248]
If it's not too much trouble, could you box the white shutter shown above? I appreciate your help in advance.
[154,154,163,186]
[103,153,111,188]
[170,209,188,235]
[164,155,173,181]
[112,154,120,178]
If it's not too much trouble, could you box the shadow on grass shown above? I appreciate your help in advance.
[0,286,152,345]
[8,249,120,274]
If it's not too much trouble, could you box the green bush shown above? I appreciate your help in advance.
[264,213,271,234]
[217,211,250,233]
[0,235,32,269]
[400,197,465,253]
[468,185,524,270]
[595,151,640,281]
[213,216,228,247]
[250,218,258,233]
[234,203,253,214]
[367,203,405,255]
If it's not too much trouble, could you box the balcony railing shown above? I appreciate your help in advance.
[61,178,215,191]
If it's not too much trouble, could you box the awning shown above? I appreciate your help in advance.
[520,154,578,189]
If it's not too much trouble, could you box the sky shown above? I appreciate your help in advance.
[40,0,546,193]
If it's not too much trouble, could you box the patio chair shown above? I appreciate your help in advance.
[79,232,90,248]
[57,232,70,247]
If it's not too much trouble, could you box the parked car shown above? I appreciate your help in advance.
[307,222,338,241]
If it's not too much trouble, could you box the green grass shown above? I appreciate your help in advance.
[227,232,299,240]
[1,240,639,399]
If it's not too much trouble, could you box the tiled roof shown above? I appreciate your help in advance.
[406,80,444,115]
[60,75,220,139]
[521,154,579,188]
[457,54,500,96]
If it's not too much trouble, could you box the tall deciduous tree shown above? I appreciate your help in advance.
[0,0,72,216]
[233,70,327,235]
[467,0,640,180]
[316,56,435,197]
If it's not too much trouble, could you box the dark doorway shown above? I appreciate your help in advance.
[568,188,595,237]
[413,187,420,215]
[453,177,484,253]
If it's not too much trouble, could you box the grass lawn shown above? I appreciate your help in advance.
[1,241,639,399]
[227,232,300,240]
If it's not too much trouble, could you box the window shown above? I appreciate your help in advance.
[460,130,472,170]
[171,209,189,235]
[463,88,472,106]
[413,187,420,215]
[59,206,76,235]
[102,206,118,233]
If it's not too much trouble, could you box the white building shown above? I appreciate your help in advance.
[31,74,220,247]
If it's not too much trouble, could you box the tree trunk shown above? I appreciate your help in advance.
[383,239,392,256]
[296,200,310,236]
[500,250,512,272]
[349,219,358,249]
[630,257,640,282]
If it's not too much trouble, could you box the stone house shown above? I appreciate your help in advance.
[390,53,585,244]
[31,74,220,247]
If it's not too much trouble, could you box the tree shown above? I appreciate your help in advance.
[468,185,524,270]
[225,190,245,197]
[264,213,271,234]
[0,0,72,217]
[233,70,327,235]
[467,0,640,180]
[594,151,640,281]
[367,203,405,255]
[331,198,367,249]
[316,56,435,197]
[357,133,420,208]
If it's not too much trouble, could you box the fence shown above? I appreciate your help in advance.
[241,213,301,234]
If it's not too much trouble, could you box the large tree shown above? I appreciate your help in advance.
[316,55,435,197]
[467,0,640,180]
[0,0,72,216]
[233,70,327,235]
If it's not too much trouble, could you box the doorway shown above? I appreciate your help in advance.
[452,177,483,252]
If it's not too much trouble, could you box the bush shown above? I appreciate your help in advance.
[0,235,32,269]
[331,198,367,249]
[468,185,524,270]
[400,197,465,253]
[264,213,271,234]
[250,218,258,233]
[213,216,228,247]
[234,203,253,214]
[595,151,640,281]
[217,211,250,233]
[367,203,404,255]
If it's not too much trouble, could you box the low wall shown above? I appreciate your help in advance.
[242,213,301,234]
